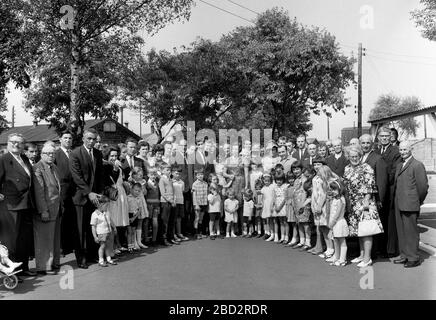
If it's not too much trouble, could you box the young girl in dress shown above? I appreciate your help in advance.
[285,172,298,247]
[261,173,276,241]
[242,189,255,237]
[224,189,239,238]
[253,179,264,237]
[129,167,149,249]
[327,180,349,266]
[208,183,222,240]
[297,166,316,251]
[249,162,264,193]
[272,172,288,243]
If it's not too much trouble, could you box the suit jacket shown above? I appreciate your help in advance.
[33,160,61,220]
[292,148,309,162]
[302,156,316,169]
[0,152,35,211]
[394,157,428,212]
[325,153,349,178]
[54,148,74,201]
[70,146,104,206]
[376,144,401,186]
[195,150,215,178]
[120,156,148,181]
[363,151,389,205]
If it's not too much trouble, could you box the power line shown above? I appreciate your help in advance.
[366,48,436,61]
[366,53,436,67]
[365,55,389,91]
[198,0,254,24]
[226,0,260,15]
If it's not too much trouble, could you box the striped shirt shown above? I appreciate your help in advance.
[192,180,208,206]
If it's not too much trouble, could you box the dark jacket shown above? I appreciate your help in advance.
[325,153,349,178]
[376,144,401,186]
[54,148,74,201]
[363,150,389,205]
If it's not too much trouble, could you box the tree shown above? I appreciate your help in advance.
[0,0,39,102]
[20,0,193,138]
[369,93,421,138]
[411,0,436,41]
[126,8,355,141]
[0,96,9,129]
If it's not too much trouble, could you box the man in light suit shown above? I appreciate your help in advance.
[325,139,349,177]
[360,134,389,258]
[70,128,104,268]
[33,142,62,275]
[54,130,75,258]
[393,141,428,268]
[0,133,37,278]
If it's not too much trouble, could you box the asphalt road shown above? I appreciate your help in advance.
[1,237,435,300]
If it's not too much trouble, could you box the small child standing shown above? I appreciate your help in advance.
[192,169,209,239]
[249,162,263,193]
[172,166,189,241]
[285,172,298,246]
[242,189,255,237]
[261,174,275,241]
[273,172,289,243]
[210,175,224,237]
[129,167,149,249]
[127,183,146,251]
[224,189,239,238]
[90,196,118,266]
[296,166,316,251]
[327,180,349,266]
[207,184,222,240]
[146,167,160,246]
[0,243,22,274]
[253,179,264,237]
[159,164,176,246]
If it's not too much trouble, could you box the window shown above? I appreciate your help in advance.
[103,121,116,132]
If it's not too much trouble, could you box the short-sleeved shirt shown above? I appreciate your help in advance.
[208,193,221,213]
[192,180,208,206]
[243,199,254,217]
[173,179,185,204]
[224,198,239,213]
[90,210,111,235]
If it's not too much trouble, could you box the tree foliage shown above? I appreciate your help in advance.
[411,0,436,41]
[369,93,421,138]
[125,8,355,141]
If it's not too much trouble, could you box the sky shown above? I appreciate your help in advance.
[5,0,436,140]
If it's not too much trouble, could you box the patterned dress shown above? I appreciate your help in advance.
[273,183,288,217]
[293,175,310,223]
[343,163,384,237]
[286,185,296,223]
[311,176,328,227]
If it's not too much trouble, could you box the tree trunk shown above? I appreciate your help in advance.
[70,31,82,139]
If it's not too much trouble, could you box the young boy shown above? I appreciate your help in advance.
[192,168,208,239]
[172,166,189,242]
[146,167,160,246]
[90,195,118,266]
[159,164,176,246]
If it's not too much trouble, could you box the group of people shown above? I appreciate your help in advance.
[0,125,429,284]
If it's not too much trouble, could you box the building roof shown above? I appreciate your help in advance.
[368,105,436,125]
[0,119,105,145]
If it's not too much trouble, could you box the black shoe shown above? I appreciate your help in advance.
[211,235,216,240]
[393,257,407,264]
[162,240,172,246]
[404,260,421,268]
[37,270,57,276]
[78,263,88,269]
[51,264,61,270]
[20,270,37,277]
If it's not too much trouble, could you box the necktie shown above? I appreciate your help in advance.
[381,146,386,154]
[129,156,134,168]
[65,149,71,158]
[299,149,302,159]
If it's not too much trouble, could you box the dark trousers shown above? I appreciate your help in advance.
[395,209,420,262]
[160,202,172,241]
[116,226,128,248]
[73,202,98,265]
[372,204,389,257]
[182,191,193,235]
[387,187,399,255]
[9,209,34,272]
[60,197,75,255]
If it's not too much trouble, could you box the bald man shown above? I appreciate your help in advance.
[393,141,428,268]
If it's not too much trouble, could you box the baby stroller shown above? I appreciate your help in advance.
[0,268,22,290]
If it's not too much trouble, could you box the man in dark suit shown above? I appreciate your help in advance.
[120,137,148,181]
[291,134,309,161]
[0,133,37,278]
[54,130,75,258]
[375,127,402,256]
[302,143,318,168]
[390,128,400,147]
[194,137,215,178]
[70,128,104,268]
[393,141,428,268]
[325,138,349,177]
[360,134,389,258]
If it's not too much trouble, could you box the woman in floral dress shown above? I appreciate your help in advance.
[343,146,383,268]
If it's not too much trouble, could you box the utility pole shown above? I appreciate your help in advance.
[424,115,427,139]
[357,43,365,137]
[120,106,124,127]
[11,106,15,128]
[139,106,142,137]
[327,115,330,140]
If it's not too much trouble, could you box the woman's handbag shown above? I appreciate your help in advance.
[357,207,382,237]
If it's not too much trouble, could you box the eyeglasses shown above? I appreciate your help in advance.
[42,152,55,156]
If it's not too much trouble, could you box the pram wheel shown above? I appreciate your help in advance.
[3,274,18,290]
